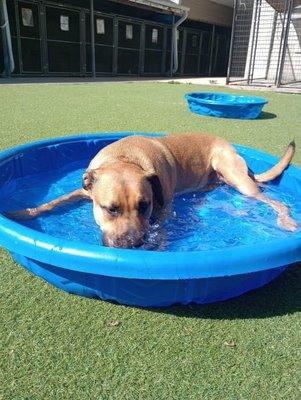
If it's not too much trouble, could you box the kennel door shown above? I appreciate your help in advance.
[18,1,42,73]
[117,19,141,75]
[46,5,81,74]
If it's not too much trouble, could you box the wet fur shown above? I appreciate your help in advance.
[7,133,297,248]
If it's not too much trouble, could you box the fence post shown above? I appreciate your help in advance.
[276,0,294,87]
[90,0,96,78]
[208,25,215,76]
[139,22,145,76]
[265,10,278,80]
[170,14,175,77]
[226,0,237,84]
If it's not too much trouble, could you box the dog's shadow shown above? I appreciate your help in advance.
[149,263,300,320]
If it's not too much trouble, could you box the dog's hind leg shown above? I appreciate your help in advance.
[213,152,297,232]
[5,189,91,220]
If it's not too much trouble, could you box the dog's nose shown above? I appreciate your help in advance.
[103,233,145,249]
[116,236,144,249]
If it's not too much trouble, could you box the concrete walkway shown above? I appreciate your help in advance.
[1,76,300,93]
[0,76,227,86]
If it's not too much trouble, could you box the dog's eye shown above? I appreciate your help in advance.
[138,200,150,215]
[107,206,120,217]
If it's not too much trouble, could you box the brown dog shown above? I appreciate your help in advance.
[8,134,297,248]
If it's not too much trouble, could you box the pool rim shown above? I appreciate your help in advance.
[0,132,300,281]
[185,92,269,106]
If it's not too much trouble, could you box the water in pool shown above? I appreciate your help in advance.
[1,160,300,251]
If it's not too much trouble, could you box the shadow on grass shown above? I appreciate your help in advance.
[151,264,301,320]
[258,111,277,120]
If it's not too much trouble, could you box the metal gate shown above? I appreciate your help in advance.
[117,19,141,75]
[85,12,114,75]
[211,32,231,76]
[199,31,211,76]
[17,0,42,73]
[182,29,202,75]
[228,0,301,88]
[143,22,165,75]
[279,0,301,86]
[46,5,82,75]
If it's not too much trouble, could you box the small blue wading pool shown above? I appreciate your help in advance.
[185,92,268,119]
[0,133,300,307]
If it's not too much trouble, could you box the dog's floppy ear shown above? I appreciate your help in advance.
[82,169,97,191]
[147,174,164,207]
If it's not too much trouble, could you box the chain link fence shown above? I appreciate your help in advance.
[227,0,301,88]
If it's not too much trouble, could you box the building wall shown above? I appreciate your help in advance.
[182,0,233,27]
[0,0,231,77]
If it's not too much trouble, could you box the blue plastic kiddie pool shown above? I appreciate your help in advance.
[0,132,300,307]
[185,92,268,119]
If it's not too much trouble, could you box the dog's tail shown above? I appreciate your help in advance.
[254,140,295,183]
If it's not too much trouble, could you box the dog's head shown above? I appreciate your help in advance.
[83,163,164,248]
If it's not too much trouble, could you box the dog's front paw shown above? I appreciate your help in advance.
[4,208,38,220]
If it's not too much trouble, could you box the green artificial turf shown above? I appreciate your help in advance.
[0,82,300,400]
